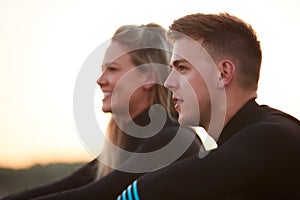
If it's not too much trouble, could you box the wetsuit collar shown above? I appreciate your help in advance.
[217,99,266,146]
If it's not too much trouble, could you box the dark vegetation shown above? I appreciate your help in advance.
[0,163,84,198]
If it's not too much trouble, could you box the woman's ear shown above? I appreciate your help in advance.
[143,72,156,90]
[218,60,235,87]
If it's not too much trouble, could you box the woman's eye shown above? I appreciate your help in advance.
[108,66,118,71]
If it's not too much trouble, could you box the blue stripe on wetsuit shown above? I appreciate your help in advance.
[122,190,127,200]
[132,180,140,200]
[116,180,140,200]
[127,184,133,200]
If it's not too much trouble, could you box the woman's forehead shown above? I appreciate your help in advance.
[103,42,131,65]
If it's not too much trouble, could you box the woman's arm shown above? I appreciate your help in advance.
[31,126,202,200]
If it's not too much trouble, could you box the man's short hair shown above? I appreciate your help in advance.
[168,13,262,90]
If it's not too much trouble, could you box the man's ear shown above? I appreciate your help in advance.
[143,72,156,90]
[218,60,235,87]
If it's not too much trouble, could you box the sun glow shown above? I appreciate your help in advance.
[0,0,299,169]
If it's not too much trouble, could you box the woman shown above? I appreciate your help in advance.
[2,23,201,200]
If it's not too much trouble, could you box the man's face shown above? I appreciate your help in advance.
[164,38,220,129]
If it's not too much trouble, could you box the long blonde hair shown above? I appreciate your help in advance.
[97,23,176,178]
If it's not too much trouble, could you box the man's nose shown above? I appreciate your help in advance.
[164,70,177,90]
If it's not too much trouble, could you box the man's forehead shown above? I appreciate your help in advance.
[170,53,185,64]
[172,37,194,54]
[171,37,208,65]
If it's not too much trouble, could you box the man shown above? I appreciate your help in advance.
[117,13,300,199]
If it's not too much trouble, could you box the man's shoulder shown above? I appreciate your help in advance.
[235,107,300,145]
[260,104,299,125]
[256,105,300,132]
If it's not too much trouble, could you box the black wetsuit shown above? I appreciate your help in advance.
[118,100,300,200]
[2,109,201,200]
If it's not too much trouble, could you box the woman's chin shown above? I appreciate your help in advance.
[102,107,112,113]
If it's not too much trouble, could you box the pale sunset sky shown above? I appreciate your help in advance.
[0,0,299,169]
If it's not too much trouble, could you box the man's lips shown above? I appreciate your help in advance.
[172,96,184,111]
[172,95,183,103]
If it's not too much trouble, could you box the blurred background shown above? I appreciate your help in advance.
[1,0,300,197]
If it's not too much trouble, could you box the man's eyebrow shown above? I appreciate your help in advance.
[170,59,188,67]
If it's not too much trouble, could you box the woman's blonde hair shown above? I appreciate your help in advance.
[97,23,176,178]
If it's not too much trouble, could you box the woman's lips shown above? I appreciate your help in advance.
[102,92,112,101]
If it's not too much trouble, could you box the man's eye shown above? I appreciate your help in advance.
[178,65,187,72]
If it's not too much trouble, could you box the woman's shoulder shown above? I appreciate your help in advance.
[143,122,200,151]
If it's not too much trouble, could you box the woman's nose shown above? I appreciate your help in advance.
[96,74,107,86]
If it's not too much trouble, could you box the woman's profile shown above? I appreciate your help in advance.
[2,23,201,200]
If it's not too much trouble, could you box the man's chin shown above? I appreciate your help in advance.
[178,115,199,126]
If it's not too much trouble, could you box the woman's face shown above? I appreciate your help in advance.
[97,41,152,118]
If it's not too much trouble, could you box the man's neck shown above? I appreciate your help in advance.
[205,87,257,140]
[225,90,257,128]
